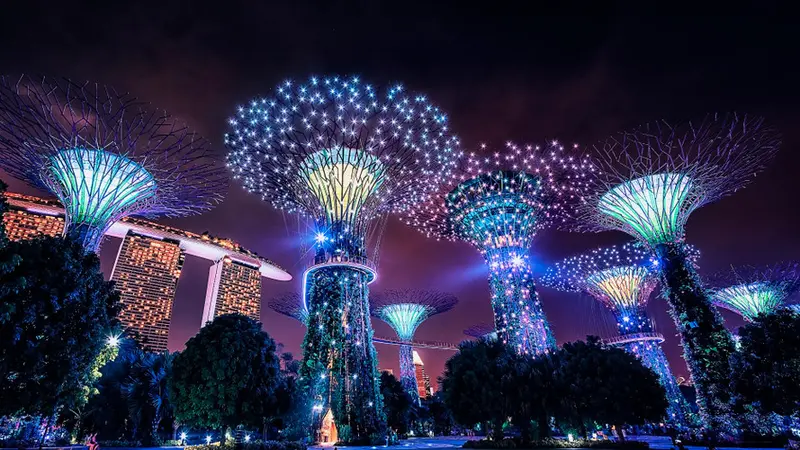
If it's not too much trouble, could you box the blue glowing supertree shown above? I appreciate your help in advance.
[371,289,457,402]
[569,114,780,435]
[268,292,309,324]
[225,75,459,441]
[710,262,800,322]
[403,142,592,355]
[541,242,698,426]
[0,75,227,252]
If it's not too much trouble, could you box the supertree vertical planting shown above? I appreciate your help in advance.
[0,75,227,252]
[371,289,457,402]
[541,242,697,426]
[403,142,592,355]
[571,114,781,434]
[268,292,309,324]
[225,76,459,442]
[710,262,800,322]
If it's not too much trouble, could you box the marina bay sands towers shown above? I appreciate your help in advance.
[2,193,291,351]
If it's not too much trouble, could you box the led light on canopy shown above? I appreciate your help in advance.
[710,262,800,322]
[568,113,781,435]
[299,147,386,226]
[0,75,227,252]
[46,148,156,248]
[598,173,692,245]
[402,142,593,356]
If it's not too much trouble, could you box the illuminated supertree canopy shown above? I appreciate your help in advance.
[710,262,800,322]
[541,242,698,425]
[371,289,456,401]
[569,113,781,435]
[403,141,592,355]
[0,75,227,252]
[463,322,497,340]
[268,292,309,324]
[225,75,459,441]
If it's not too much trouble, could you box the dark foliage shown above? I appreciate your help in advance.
[463,437,650,449]
[731,309,800,417]
[0,234,120,418]
[170,314,282,430]
[379,371,415,436]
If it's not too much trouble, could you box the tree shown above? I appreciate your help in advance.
[506,352,560,441]
[0,235,121,419]
[121,350,174,445]
[424,392,454,436]
[554,337,668,441]
[731,309,800,417]
[440,339,513,439]
[380,371,414,436]
[170,314,282,431]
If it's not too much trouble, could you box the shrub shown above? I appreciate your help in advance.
[463,438,649,449]
[99,440,143,447]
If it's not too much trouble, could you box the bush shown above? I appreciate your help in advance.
[187,441,306,450]
[463,438,650,449]
[99,440,143,447]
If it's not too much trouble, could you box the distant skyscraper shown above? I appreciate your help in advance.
[413,350,432,398]
[111,231,184,352]
[202,257,262,324]
[2,200,64,241]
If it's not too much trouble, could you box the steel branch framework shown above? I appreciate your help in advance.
[0,75,227,251]
[403,141,592,355]
[268,292,309,324]
[463,322,497,340]
[710,262,800,322]
[225,75,459,441]
[569,113,781,435]
[541,242,695,426]
[371,289,457,402]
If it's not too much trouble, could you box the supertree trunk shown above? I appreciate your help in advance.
[398,343,419,403]
[65,223,105,251]
[299,266,385,443]
[485,248,555,355]
[620,338,692,427]
[654,242,736,435]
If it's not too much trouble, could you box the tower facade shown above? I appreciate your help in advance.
[202,257,262,325]
[1,207,64,241]
[413,350,432,399]
[111,231,184,352]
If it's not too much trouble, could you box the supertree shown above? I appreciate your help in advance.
[225,75,459,441]
[710,262,800,322]
[570,114,781,434]
[402,142,592,355]
[463,322,497,340]
[268,292,309,324]
[540,242,697,426]
[371,289,457,402]
[0,75,226,252]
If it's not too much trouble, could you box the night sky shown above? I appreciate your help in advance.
[2,4,799,385]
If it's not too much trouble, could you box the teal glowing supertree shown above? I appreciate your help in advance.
[570,114,781,434]
[710,262,800,322]
[0,75,227,252]
[541,242,697,426]
[463,322,497,340]
[371,289,457,402]
[403,142,592,355]
[226,75,459,442]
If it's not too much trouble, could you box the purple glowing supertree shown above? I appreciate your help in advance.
[540,242,698,426]
[371,289,457,401]
[225,75,459,440]
[570,113,781,434]
[402,142,592,355]
[710,262,800,322]
[463,322,497,340]
[268,292,309,324]
[0,75,227,252]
